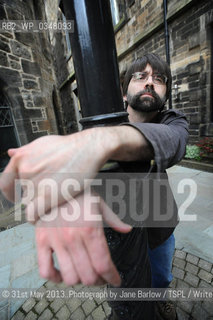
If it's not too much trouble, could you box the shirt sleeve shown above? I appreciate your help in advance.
[123,109,189,172]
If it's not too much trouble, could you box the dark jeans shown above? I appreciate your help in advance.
[105,227,156,320]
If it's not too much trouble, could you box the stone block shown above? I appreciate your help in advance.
[24,80,38,90]
[8,54,19,61]
[55,305,71,320]
[38,308,53,320]
[177,300,193,314]
[10,60,21,70]
[37,120,51,132]
[174,250,186,260]
[22,297,36,313]
[11,310,25,320]
[185,262,199,275]
[184,272,199,287]
[198,269,213,283]
[198,260,212,272]
[21,59,41,76]
[202,300,213,315]
[92,305,106,320]
[186,253,199,265]
[34,299,49,315]
[0,67,22,87]
[70,307,85,320]
[192,302,209,320]
[0,50,9,67]
[82,299,97,316]
[50,298,64,313]
[172,267,185,280]
[33,95,45,107]
[65,297,82,313]
[173,257,186,270]
[24,310,37,320]
[0,39,10,52]
[176,306,190,320]
[10,41,31,60]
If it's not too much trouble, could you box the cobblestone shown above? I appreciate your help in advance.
[198,260,212,272]
[11,310,25,320]
[50,298,65,313]
[173,257,186,269]
[174,250,186,260]
[198,269,213,283]
[13,249,213,320]
[71,306,86,320]
[24,311,37,320]
[22,297,36,313]
[191,302,209,320]
[38,308,53,320]
[199,280,213,288]
[186,253,199,265]
[185,262,199,275]
[177,300,193,314]
[172,266,185,280]
[34,299,49,314]
[202,300,213,315]
[92,305,106,320]
[82,299,97,316]
[65,297,82,313]
[184,272,199,287]
[55,305,70,320]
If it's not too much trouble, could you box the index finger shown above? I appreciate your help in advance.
[83,228,121,287]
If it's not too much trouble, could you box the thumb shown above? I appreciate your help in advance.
[100,198,132,233]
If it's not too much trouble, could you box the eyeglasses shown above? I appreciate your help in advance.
[132,72,167,85]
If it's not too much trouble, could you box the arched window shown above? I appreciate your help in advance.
[0,94,19,172]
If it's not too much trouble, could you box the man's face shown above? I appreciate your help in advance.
[125,64,167,112]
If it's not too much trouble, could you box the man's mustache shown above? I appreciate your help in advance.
[133,88,159,100]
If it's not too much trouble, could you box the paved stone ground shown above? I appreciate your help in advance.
[11,249,213,320]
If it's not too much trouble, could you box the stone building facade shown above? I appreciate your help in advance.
[0,0,64,227]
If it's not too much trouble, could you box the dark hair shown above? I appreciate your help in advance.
[122,53,172,101]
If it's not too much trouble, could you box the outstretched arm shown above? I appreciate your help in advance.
[0,125,153,222]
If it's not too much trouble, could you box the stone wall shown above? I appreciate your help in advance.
[0,0,62,228]
[0,0,59,146]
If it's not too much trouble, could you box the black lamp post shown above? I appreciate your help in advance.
[61,0,128,129]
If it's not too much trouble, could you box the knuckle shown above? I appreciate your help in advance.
[95,259,111,275]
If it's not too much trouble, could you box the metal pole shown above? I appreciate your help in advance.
[62,0,128,128]
[163,0,172,108]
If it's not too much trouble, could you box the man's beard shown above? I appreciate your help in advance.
[126,87,166,112]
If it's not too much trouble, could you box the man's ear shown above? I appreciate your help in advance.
[123,95,128,110]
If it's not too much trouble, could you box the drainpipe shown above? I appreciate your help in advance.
[163,0,172,108]
[61,0,128,129]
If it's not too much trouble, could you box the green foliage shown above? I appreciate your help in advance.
[185,145,201,161]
